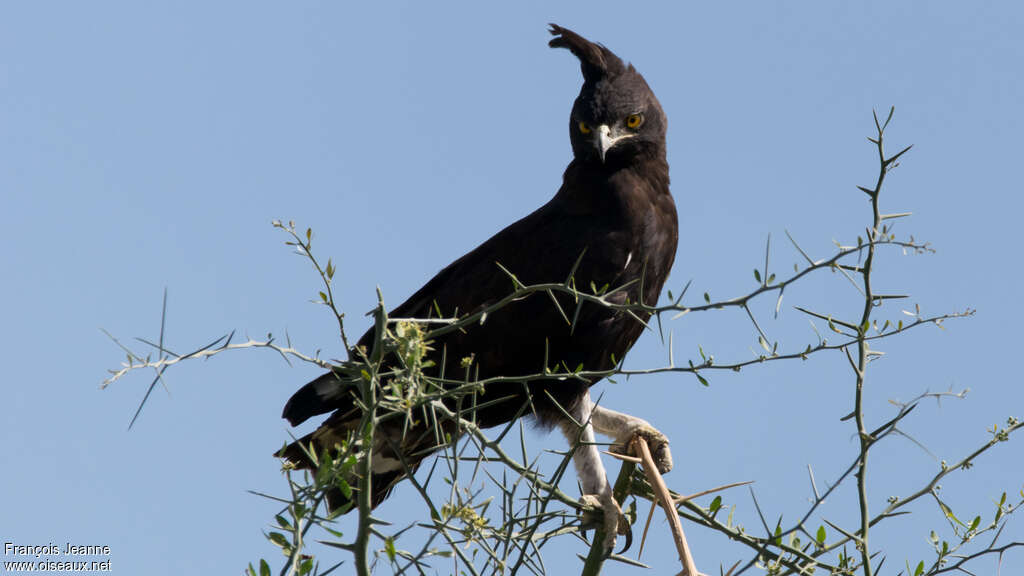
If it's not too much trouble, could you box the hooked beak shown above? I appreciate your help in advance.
[595,124,632,163]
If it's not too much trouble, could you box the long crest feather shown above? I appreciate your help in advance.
[548,24,626,84]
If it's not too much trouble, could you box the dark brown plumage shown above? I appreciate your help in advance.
[279,24,678,516]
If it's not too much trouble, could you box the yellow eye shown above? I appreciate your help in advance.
[578,121,592,134]
[626,113,644,129]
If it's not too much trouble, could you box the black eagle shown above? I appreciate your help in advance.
[279,24,678,551]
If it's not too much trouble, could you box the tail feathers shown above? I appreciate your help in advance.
[275,422,426,513]
[275,432,319,469]
[282,370,357,426]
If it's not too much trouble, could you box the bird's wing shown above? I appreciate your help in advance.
[283,196,590,426]
[379,199,571,328]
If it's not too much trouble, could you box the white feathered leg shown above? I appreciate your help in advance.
[559,392,623,552]
[559,393,674,552]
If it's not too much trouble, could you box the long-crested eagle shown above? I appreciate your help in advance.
[279,24,678,552]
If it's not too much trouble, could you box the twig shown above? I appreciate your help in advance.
[674,481,755,504]
[638,499,657,559]
[633,436,699,576]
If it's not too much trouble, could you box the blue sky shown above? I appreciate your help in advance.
[2,2,1021,574]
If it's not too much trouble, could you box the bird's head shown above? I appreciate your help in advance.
[549,24,666,165]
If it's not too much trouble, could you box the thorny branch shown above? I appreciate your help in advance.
[104,111,1022,576]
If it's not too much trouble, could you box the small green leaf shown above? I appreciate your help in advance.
[338,478,353,500]
[816,525,826,545]
[260,559,272,576]
[913,560,924,576]
[753,269,762,283]
[275,514,292,530]
[703,292,711,304]
[938,500,965,526]
[315,458,333,485]
[326,258,335,279]
[969,515,981,532]
[758,336,770,352]
[319,291,328,302]
[268,531,290,549]
[385,536,397,562]
[696,373,709,387]
[767,273,775,284]
[306,227,312,243]
[709,495,722,514]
